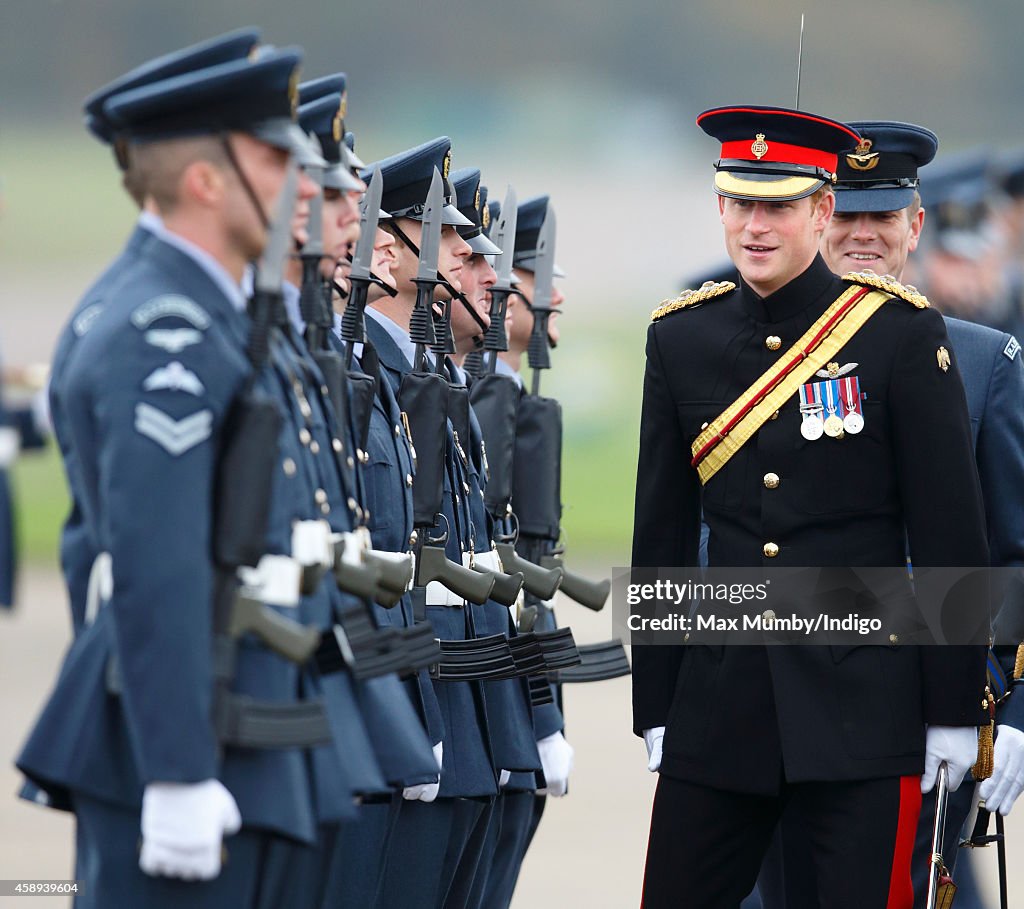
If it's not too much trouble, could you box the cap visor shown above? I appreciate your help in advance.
[322,164,365,192]
[468,233,502,255]
[251,120,327,167]
[441,204,474,227]
[342,145,366,170]
[714,170,824,202]
[834,186,915,213]
[514,256,566,278]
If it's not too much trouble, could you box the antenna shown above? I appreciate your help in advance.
[795,14,805,109]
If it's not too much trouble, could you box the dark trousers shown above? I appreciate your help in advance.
[73,794,320,909]
[642,774,921,909]
[756,777,978,909]
[322,797,401,908]
[478,790,537,909]
[376,798,456,909]
[438,797,494,909]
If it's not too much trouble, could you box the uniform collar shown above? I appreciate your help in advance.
[738,253,836,324]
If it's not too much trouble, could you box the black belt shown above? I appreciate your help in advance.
[554,640,631,683]
[430,633,517,681]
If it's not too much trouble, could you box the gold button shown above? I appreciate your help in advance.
[763,472,780,489]
[766,336,782,351]
[310,440,320,454]
[320,502,331,515]
[355,506,364,522]
[406,474,414,488]
[315,488,328,505]
[283,458,297,477]
[763,542,779,558]
[347,497,358,512]
[463,482,470,494]
[299,428,311,446]
[332,438,343,453]
[762,609,776,622]
[409,531,419,546]
[321,384,330,396]
[360,450,370,464]
[770,410,780,421]
[395,424,402,436]
[346,456,355,469]
[889,633,899,645]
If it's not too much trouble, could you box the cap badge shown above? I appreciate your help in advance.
[339,93,348,119]
[937,346,951,372]
[482,204,490,229]
[473,186,481,213]
[846,138,880,172]
[442,149,451,180]
[332,109,342,142]
[288,68,300,118]
[751,133,769,159]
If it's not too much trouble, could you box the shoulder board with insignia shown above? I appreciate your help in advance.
[841,269,930,309]
[651,280,736,321]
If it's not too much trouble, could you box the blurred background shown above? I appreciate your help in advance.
[2,0,1023,904]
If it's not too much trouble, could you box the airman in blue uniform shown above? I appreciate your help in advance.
[17,44,389,909]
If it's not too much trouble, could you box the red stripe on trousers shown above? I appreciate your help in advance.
[887,775,922,909]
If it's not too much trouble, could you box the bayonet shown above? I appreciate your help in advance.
[409,167,444,370]
[483,185,518,374]
[340,166,384,367]
[526,207,557,395]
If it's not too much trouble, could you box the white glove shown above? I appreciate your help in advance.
[499,769,512,787]
[536,732,574,797]
[139,780,241,880]
[978,725,1024,815]
[403,741,442,802]
[921,725,979,794]
[644,727,665,773]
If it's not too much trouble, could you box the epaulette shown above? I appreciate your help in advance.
[651,280,736,321]
[842,269,929,309]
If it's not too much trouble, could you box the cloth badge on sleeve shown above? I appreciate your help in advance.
[143,362,205,396]
[72,303,105,337]
[1004,337,1020,361]
[144,328,205,353]
[131,295,211,330]
[134,403,212,455]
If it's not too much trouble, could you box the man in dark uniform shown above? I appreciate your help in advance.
[632,105,990,908]
[754,120,1024,909]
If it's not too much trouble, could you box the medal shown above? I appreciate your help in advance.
[799,382,824,441]
[840,376,864,434]
[823,381,845,439]
[801,415,824,441]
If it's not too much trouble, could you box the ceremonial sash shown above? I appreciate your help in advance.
[690,285,889,484]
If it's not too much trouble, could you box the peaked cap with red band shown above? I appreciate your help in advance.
[697,105,861,202]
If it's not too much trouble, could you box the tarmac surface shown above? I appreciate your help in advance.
[1,565,1020,907]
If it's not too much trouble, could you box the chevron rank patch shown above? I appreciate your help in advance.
[134,403,212,455]
[1004,337,1020,361]
[142,362,205,396]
